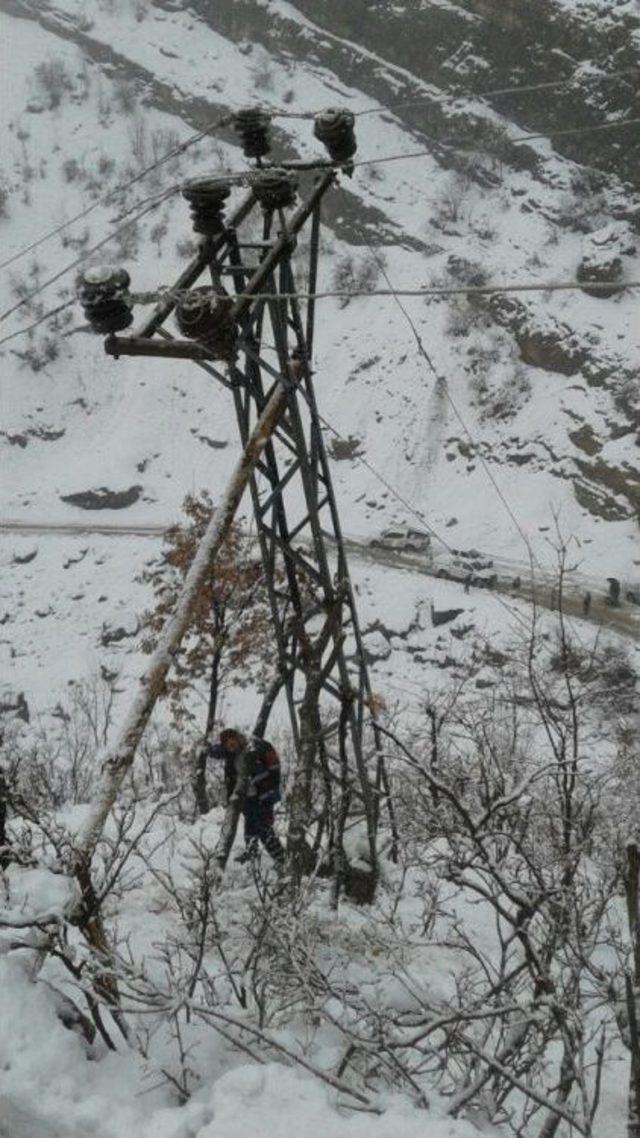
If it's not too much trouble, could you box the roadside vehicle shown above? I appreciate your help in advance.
[369,527,431,554]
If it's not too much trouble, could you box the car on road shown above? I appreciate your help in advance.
[450,547,494,572]
[369,527,431,554]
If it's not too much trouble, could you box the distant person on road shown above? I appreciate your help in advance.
[207,728,284,865]
[606,578,621,607]
[582,591,592,617]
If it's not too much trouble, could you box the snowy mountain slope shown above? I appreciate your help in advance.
[3,7,640,1134]
[0,0,639,723]
[277,0,640,181]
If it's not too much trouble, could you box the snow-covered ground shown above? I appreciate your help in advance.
[0,938,493,1138]
[0,862,508,1138]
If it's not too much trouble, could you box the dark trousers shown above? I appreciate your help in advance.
[243,798,284,862]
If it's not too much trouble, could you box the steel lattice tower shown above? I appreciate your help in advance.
[78,116,393,867]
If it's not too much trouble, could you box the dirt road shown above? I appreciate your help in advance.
[3,519,639,641]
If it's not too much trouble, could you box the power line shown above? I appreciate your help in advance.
[442,389,540,567]
[346,115,640,174]
[5,54,633,277]
[0,299,76,348]
[353,70,638,117]
[3,105,637,340]
[352,249,599,648]
[0,115,234,274]
[0,187,177,331]
[308,380,530,638]
[460,67,638,102]
[2,275,637,351]
[311,398,534,637]
[315,406,455,557]
[361,240,543,574]
[511,114,640,146]
[275,66,637,120]
[107,114,640,192]
[4,77,636,282]
[125,278,640,301]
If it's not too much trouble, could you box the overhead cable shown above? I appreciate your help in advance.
[276,65,638,119]
[355,248,597,647]
[352,67,639,117]
[1,276,637,350]
[2,67,636,275]
[0,115,233,273]
[344,115,640,174]
[112,115,640,190]
[458,66,638,102]
[0,187,177,330]
[0,299,76,348]
[311,399,534,636]
[2,111,638,341]
[312,403,454,557]
[361,240,543,575]
[120,278,640,301]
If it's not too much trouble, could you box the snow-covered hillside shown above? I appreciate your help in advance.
[1,2,640,1134]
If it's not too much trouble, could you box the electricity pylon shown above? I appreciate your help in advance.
[78,110,394,876]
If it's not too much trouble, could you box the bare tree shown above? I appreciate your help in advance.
[141,493,275,813]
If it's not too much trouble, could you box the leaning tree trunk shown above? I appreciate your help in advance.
[0,760,9,870]
[286,605,341,882]
[63,384,290,1029]
[194,634,224,816]
[287,649,324,882]
[252,671,285,739]
[626,843,640,1138]
[74,376,290,869]
[331,691,353,909]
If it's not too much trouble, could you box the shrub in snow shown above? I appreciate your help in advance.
[432,171,472,230]
[331,252,386,308]
[444,257,490,338]
[11,334,60,373]
[34,58,74,111]
[2,552,638,1135]
[253,54,276,92]
[62,158,84,184]
[114,79,138,116]
[577,223,634,297]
